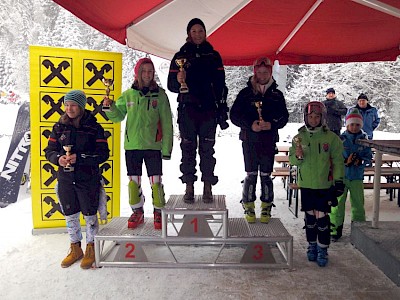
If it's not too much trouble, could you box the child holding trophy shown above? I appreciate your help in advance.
[330,108,372,242]
[167,18,227,203]
[44,90,110,269]
[230,57,289,224]
[103,57,173,230]
[289,101,345,267]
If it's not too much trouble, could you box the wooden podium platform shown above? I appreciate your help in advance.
[94,195,293,269]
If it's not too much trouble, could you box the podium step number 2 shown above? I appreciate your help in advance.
[115,242,148,262]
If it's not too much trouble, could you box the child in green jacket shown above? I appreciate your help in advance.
[104,58,173,230]
[289,101,345,267]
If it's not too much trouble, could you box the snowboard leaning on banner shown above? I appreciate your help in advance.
[0,102,30,207]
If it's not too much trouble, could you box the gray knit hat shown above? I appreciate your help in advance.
[64,90,87,109]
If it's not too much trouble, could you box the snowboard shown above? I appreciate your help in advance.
[0,102,31,207]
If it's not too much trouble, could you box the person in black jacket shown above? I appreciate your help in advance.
[44,90,109,269]
[168,18,227,203]
[322,88,347,136]
[230,57,289,224]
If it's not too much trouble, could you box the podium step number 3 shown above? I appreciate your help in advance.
[240,242,276,264]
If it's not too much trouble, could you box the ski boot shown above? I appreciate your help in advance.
[307,242,317,262]
[260,202,274,223]
[317,245,329,267]
[242,202,256,223]
[128,208,144,229]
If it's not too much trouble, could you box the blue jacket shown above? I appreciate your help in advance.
[350,104,380,139]
[341,130,372,180]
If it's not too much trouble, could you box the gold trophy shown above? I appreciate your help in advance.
[102,78,114,111]
[293,136,303,160]
[255,101,263,122]
[175,58,189,93]
[63,145,74,172]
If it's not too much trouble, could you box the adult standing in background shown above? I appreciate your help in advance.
[167,18,227,204]
[350,93,380,139]
[230,57,289,224]
[322,88,347,136]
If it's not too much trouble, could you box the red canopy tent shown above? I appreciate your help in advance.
[52,0,400,65]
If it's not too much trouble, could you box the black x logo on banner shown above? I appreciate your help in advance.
[42,59,70,85]
[86,62,112,86]
[42,95,64,120]
[87,96,108,120]
[43,196,63,218]
[43,163,57,187]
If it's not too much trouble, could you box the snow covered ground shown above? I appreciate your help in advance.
[1,103,400,299]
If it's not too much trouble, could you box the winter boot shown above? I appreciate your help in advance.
[61,242,83,268]
[260,202,274,224]
[128,208,144,229]
[80,242,95,269]
[331,224,343,242]
[202,182,213,203]
[317,245,329,267]
[307,242,318,262]
[242,202,256,223]
[184,182,195,203]
[154,209,162,230]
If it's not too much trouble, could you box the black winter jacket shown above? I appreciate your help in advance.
[168,41,225,110]
[230,78,289,145]
[44,110,110,183]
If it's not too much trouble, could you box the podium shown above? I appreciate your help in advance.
[94,195,293,269]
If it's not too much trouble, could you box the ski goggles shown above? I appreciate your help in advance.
[253,57,272,68]
[306,101,326,114]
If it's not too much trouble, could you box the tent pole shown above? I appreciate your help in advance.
[352,0,400,19]
[276,0,323,55]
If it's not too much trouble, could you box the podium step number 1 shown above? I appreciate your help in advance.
[178,215,214,237]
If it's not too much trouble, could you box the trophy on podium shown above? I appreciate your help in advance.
[63,145,74,172]
[102,78,114,111]
[293,136,303,160]
[255,101,263,122]
[175,58,189,93]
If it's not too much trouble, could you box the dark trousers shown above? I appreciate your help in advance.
[125,150,162,176]
[178,105,218,185]
[242,141,275,174]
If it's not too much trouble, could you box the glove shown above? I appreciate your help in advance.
[216,85,229,130]
[334,180,345,197]
[345,152,361,167]
[162,155,171,160]
[217,112,229,130]
[327,195,338,207]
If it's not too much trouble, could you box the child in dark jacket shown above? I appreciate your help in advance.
[44,90,110,269]
[330,108,372,242]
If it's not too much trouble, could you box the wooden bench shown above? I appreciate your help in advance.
[287,181,400,217]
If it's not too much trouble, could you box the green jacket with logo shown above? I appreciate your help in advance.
[289,125,344,189]
[105,86,173,158]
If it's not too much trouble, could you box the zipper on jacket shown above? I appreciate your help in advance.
[125,127,129,142]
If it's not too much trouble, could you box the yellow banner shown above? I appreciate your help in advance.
[29,46,121,229]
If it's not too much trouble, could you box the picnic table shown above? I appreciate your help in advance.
[356,140,400,228]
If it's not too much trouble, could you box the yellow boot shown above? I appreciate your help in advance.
[243,202,256,223]
[80,243,95,269]
[61,242,83,268]
[260,202,274,224]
